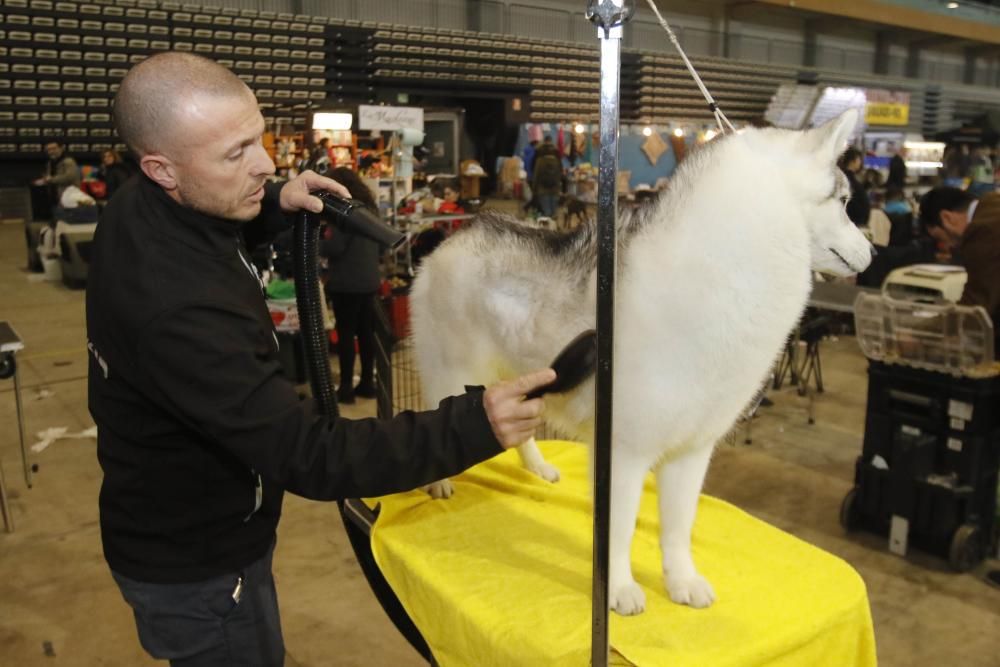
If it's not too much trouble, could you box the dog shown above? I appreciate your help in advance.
[409,109,872,615]
[560,194,590,230]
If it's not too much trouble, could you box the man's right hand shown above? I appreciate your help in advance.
[483,368,556,449]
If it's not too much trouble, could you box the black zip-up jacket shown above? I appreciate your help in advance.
[87,175,502,583]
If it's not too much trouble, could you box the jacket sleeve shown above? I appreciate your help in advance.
[134,303,503,500]
[957,222,1000,319]
[50,157,81,187]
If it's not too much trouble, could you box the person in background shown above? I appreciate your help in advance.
[882,185,915,247]
[919,186,1000,347]
[533,136,564,219]
[942,144,970,188]
[99,150,133,200]
[838,147,870,226]
[309,137,332,175]
[887,147,907,190]
[320,167,381,404]
[968,146,995,197]
[523,139,538,181]
[90,51,554,666]
[33,141,81,208]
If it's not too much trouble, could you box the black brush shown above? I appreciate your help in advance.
[525,329,598,399]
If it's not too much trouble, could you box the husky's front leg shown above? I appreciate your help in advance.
[656,444,716,608]
[516,436,560,482]
[608,453,648,615]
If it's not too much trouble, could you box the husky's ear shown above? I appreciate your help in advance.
[803,108,859,162]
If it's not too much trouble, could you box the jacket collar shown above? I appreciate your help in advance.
[139,175,245,255]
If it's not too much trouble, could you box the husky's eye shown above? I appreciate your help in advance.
[839,196,849,205]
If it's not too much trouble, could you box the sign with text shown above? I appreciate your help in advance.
[865,89,910,126]
[358,105,424,131]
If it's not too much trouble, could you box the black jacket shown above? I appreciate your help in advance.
[87,175,502,583]
[320,225,382,294]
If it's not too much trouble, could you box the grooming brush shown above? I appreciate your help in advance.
[525,329,598,399]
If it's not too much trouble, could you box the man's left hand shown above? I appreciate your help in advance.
[278,170,351,214]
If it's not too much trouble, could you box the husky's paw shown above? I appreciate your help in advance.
[665,572,716,608]
[610,581,646,616]
[422,479,454,499]
[526,461,561,483]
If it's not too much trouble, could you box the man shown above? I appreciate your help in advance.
[887,148,907,190]
[919,186,1000,345]
[33,140,81,208]
[88,52,555,666]
[533,136,563,219]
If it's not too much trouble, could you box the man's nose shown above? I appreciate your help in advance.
[249,143,275,177]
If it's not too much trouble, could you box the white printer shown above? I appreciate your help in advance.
[882,264,967,303]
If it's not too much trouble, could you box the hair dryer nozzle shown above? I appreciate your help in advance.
[313,191,405,250]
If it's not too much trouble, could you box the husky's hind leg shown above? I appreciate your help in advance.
[656,444,716,608]
[516,436,560,482]
[608,452,649,615]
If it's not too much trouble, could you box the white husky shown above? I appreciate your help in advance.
[409,109,872,615]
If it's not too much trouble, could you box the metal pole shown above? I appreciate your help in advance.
[13,361,31,488]
[586,2,632,666]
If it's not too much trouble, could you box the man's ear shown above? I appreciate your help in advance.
[140,154,179,191]
[940,209,967,239]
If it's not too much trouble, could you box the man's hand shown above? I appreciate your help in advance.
[278,169,351,214]
[33,177,47,186]
[483,368,556,449]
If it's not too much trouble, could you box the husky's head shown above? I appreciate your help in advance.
[790,109,874,276]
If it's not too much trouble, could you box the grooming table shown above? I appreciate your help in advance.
[368,441,877,666]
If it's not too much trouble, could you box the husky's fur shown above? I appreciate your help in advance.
[409,110,872,615]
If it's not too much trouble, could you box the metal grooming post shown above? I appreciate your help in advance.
[586,2,632,665]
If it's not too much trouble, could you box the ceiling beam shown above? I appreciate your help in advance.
[754,0,1000,46]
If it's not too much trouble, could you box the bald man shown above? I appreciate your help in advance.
[87,52,553,666]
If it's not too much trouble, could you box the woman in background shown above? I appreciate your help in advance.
[99,150,133,199]
[838,147,870,226]
[320,167,382,404]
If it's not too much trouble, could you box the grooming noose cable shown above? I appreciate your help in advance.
[644,0,736,134]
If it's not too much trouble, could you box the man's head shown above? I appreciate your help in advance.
[919,186,976,246]
[838,147,863,174]
[113,52,275,221]
[45,142,64,160]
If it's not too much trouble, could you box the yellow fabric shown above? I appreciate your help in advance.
[369,441,877,667]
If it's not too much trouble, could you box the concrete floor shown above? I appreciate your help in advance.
[0,219,997,666]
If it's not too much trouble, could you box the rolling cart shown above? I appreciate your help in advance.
[844,294,999,570]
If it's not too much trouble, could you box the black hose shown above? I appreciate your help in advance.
[293,211,338,420]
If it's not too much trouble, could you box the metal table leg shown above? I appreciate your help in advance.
[13,363,31,488]
[0,451,12,532]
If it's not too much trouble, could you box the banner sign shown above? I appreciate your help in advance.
[865,90,910,126]
[358,105,424,131]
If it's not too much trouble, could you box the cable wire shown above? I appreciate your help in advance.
[644,0,736,134]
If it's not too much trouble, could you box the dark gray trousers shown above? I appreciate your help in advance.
[112,542,284,666]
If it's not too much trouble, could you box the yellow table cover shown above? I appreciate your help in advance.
[370,441,877,667]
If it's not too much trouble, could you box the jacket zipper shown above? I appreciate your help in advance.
[236,240,279,351]
[244,468,263,522]
[236,242,269,521]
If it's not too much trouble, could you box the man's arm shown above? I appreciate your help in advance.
[135,304,544,500]
[48,157,81,187]
[957,222,1000,318]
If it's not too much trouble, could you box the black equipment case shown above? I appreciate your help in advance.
[842,360,999,570]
